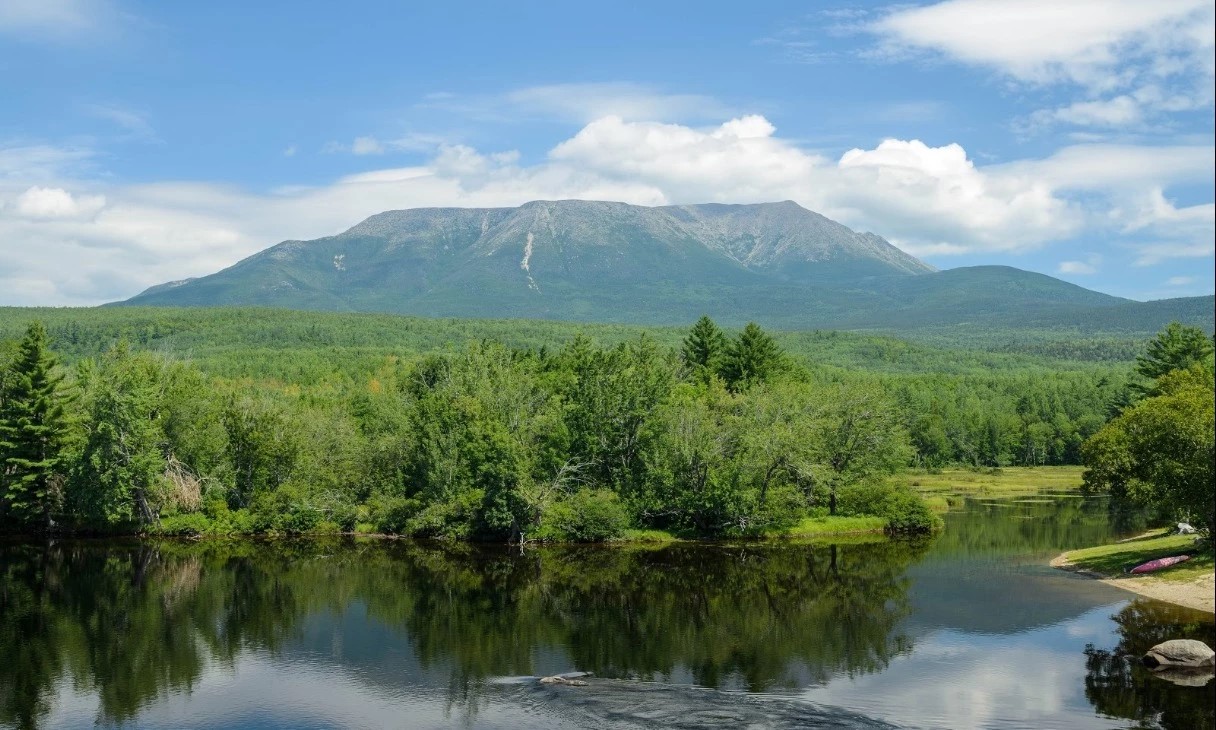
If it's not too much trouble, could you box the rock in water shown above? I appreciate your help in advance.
[1143,639,1216,668]
[539,675,590,686]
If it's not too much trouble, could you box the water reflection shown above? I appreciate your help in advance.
[1083,599,1215,730]
[1,538,925,728]
[1,495,1212,730]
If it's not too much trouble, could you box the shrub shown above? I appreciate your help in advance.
[330,503,359,532]
[538,488,629,542]
[368,495,421,534]
[836,482,943,535]
[155,513,212,536]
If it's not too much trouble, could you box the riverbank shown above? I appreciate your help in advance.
[1052,530,1215,614]
[901,465,1085,498]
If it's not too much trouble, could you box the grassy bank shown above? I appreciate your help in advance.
[1061,529,1213,582]
[900,466,1086,498]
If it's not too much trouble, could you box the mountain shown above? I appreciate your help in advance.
[120,200,1213,333]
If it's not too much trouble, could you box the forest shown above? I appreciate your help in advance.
[0,307,1210,540]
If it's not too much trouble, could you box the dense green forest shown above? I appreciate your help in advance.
[0,307,1206,540]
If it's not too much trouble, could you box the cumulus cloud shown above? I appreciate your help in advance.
[0,114,1212,305]
[12,186,105,219]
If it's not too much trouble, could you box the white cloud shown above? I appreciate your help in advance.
[871,0,1214,89]
[1134,241,1215,266]
[351,136,385,155]
[1026,96,1143,129]
[12,186,106,219]
[1167,276,1196,286]
[0,144,95,181]
[282,145,297,158]
[871,0,1215,134]
[1057,254,1102,275]
[834,139,1079,251]
[325,133,452,156]
[1,115,1212,304]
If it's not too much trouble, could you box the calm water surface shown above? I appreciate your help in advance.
[1,495,1212,729]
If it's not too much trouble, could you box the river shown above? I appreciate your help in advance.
[1,494,1212,729]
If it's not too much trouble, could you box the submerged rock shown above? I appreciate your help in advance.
[539,671,592,686]
[1142,639,1215,669]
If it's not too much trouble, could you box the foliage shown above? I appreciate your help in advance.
[536,488,630,542]
[1083,323,1216,536]
[720,322,782,390]
[836,482,943,534]
[680,315,727,377]
[1083,365,1215,535]
[0,308,1141,540]
[0,322,69,529]
[1133,321,1214,391]
[70,344,169,525]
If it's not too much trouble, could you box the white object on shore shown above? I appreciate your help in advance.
[1176,522,1196,534]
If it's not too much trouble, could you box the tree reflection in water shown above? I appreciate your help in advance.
[1083,598,1215,730]
[0,537,926,727]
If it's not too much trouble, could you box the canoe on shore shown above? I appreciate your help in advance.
[1129,555,1191,575]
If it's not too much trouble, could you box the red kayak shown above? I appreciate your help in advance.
[1129,555,1191,574]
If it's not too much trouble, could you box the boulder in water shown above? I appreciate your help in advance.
[1142,639,1215,669]
[539,671,592,686]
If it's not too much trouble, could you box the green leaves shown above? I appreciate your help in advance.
[1134,322,1214,384]
[0,322,69,528]
[721,322,783,391]
[1084,328,1216,535]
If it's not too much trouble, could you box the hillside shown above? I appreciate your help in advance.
[119,200,1212,333]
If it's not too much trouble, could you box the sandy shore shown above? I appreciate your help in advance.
[1051,553,1216,614]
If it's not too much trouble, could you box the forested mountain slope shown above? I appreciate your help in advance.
[118,200,1212,333]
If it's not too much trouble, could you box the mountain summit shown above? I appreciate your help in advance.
[121,200,1211,332]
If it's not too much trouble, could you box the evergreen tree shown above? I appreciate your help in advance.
[1133,322,1214,391]
[0,322,68,528]
[721,322,781,390]
[72,345,168,524]
[681,316,727,373]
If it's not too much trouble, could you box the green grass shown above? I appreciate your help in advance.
[780,515,887,538]
[619,528,681,543]
[1064,530,1214,582]
[923,495,951,513]
[900,466,1086,497]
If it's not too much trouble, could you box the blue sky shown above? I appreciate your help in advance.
[1,0,1213,305]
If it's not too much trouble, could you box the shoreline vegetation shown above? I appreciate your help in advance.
[1052,530,1215,614]
[2,311,1212,551]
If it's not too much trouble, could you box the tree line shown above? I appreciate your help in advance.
[0,314,1187,540]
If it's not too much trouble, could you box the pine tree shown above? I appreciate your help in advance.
[681,316,727,373]
[721,322,782,390]
[1135,322,1214,383]
[0,322,69,529]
